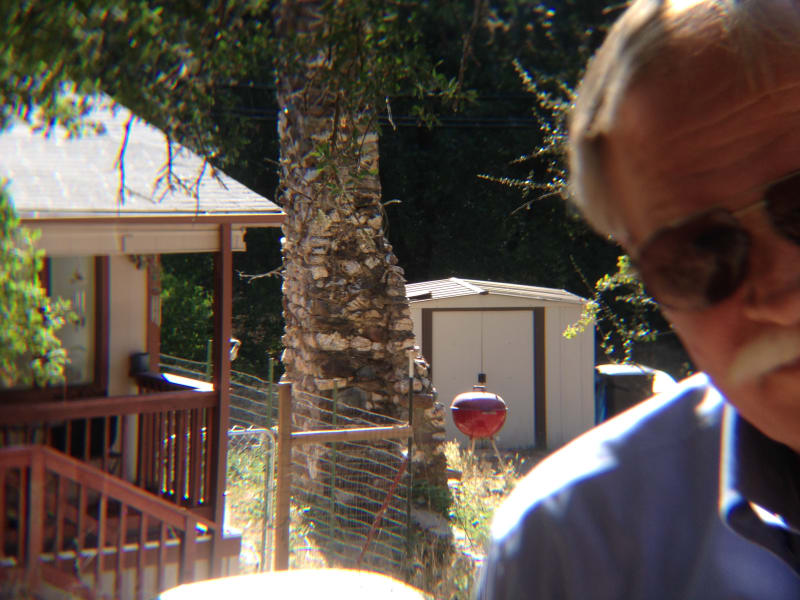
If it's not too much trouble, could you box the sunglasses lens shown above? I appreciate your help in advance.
[637,212,750,310]
[765,172,800,243]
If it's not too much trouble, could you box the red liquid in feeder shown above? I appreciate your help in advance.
[451,387,507,438]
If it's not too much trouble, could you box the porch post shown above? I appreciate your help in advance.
[211,223,233,576]
[146,255,162,370]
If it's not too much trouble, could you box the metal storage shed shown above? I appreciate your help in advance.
[406,278,595,450]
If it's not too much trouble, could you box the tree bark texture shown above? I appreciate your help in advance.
[275,1,445,486]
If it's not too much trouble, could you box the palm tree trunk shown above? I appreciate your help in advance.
[275,0,445,487]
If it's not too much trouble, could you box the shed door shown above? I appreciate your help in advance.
[432,310,535,448]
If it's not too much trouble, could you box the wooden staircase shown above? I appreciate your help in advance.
[0,445,239,600]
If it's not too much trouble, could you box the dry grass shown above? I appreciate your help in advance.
[225,438,546,598]
[225,436,331,573]
[225,436,274,572]
[444,442,520,553]
[408,441,546,600]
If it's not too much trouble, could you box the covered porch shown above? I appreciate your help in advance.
[0,100,285,598]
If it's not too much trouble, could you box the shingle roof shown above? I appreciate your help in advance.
[1,99,284,222]
[406,277,585,304]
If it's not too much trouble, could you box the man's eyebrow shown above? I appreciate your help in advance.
[732,168,800,216]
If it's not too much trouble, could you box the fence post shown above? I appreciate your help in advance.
[274,382,292,570]
[205,339,213,379]
[260,429,276,572]
[406,350,415,568]
[328,382,338,538]
[266,357,274,429]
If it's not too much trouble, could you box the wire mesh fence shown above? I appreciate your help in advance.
[289,388,411,576]
[160,353,279,427]
[226,427,277,572]
[157,356,410,577]
[159,354,279,572]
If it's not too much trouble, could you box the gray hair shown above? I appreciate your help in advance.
[568,0,800,239]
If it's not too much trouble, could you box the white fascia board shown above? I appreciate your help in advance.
[30,222,247,256]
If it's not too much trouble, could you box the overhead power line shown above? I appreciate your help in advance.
[216,107,540,129]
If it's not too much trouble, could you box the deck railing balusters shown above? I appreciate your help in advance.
[19,464,28,564]
[55,474,65,569]
[95,491,107,594]
[0,468,5,559]
[179,518,197,583]
[179,410,189,502]
[157,521,166,592]
[116,500,127,599]
[137,513,147,600]
[102,416,110,472]
[190,408,202,505]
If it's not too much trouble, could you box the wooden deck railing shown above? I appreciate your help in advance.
[0,445,221,599]
[0,390,218,512]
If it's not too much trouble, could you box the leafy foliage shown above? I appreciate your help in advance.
[1,0,478,383]
[275,1,466,122]
[0,0,688,382]
[406,441,528,600]
[475,1,685,368]
[445,441,517,554]
[381,0,621,298]
[0,184,71,387]
[0,1,273,166]
[477,0,617,210]
[160,261,214,365]
[564,255,662,363]
[1,1,276,383]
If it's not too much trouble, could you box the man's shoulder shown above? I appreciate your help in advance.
[491,373,724,541]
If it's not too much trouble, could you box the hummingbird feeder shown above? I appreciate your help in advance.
[451,373,507,463]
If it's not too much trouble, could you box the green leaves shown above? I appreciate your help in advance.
[564,255,661,364]
[160,264,214,364]
[0,183,71,387]
[476,1,678,368]
[0,0,275,169]
[275,0,468,133]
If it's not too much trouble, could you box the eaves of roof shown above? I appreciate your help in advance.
[2,97,285,226]
[406,277,586,305]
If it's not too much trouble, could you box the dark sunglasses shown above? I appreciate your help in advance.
[633,170,800,311]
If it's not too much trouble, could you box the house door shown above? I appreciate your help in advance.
[431,310,535,448]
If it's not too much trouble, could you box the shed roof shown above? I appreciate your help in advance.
[406,277,585,305]
[1,99,284,224]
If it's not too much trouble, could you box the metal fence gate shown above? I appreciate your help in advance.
[226,427,277,572]
[159,356,412,577]
[274,383,413,576]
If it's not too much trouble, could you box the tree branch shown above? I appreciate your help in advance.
[114,114,134,205]
[237,267,283,283]
[458,0,488,91]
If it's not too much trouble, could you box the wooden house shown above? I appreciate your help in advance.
[406,278,595,450]
[0,100,285,598]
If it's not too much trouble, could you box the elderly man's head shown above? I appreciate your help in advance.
[568,0,800,452]
[569,0,800,238]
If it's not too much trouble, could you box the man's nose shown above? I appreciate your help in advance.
[741,222,800,325]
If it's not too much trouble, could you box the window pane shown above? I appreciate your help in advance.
[50,257,96,384]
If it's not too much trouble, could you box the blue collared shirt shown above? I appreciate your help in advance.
[476,374,800,599]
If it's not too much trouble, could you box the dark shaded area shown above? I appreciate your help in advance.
[159,0,690,380]
[379,118,619,291]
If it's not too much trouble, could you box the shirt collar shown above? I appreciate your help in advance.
[720,404,800,537]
